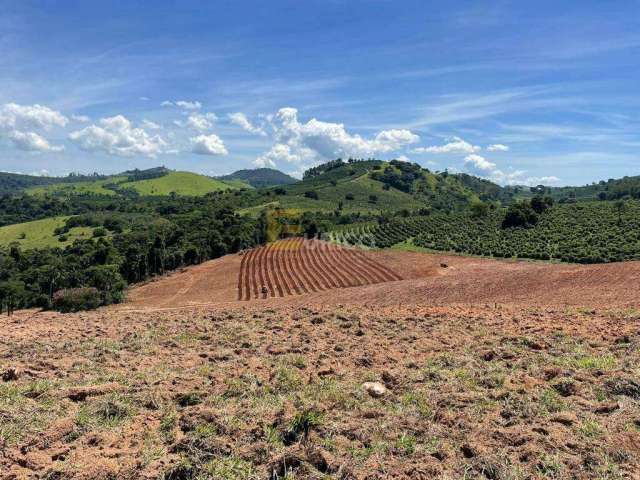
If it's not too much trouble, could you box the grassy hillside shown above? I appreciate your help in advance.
[1,172,108,195]
[27,176,127,196]
[25,170,242,197]
[118,171,238,196]
[0,216,96,249]
[218,168,297,188]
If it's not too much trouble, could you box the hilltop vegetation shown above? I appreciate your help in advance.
[218,167,297,188]
[0,171,107,195]
[247,159,481,215]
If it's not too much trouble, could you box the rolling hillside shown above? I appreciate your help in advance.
[24,169,242,197]
[0,216,97,249]
[245,159,481,215]
[218,167,297,188]
[0,172,108,195]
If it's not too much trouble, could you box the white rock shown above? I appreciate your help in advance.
[362,381,387,398]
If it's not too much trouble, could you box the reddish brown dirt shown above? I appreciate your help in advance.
[236,239,402,301]
[3,245,640,479]
[123,241,640,311]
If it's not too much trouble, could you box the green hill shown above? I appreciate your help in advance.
[0,171,108,195]
[245,159,481,215]
[118,171,238,196]
[218,168,297,188]
[24,169,242,197]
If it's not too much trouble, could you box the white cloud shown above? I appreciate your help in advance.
[161,100,202,110]
[190,133,228,155]
[8,130,64,152]
[69,115,168,157]
[228,112,267,136]
[255,107,419,167]
[254,143,307,167]
[462,153,559,186]
[0,103,68,154]
[487,143,510,151]
[0,103,68,130]
[396,155,411,162]
[71,114,90,123]
[412,136,480,154]
[139,96,150,101]
[185,113,217,132]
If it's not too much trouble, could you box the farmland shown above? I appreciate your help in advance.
[237,238,401,300]
[3,245,640,479]
[332,200,640,263]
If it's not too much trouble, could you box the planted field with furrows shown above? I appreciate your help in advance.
[333,200,640,263]
[237,238,402,300]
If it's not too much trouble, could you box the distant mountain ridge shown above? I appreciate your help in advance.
[218,168,298,188]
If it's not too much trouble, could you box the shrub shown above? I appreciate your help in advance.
[52,287,102,312]
[502,201,538,228]
[304,190,319,200]
[345,193,355,200]
[92,227,107,238]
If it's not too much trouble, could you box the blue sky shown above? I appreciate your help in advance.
[0,0,639,185]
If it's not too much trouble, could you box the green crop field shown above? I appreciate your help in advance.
[332,200,640,263]
[0,216,97,249]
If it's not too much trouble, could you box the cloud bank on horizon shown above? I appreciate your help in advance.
[1,0,639,185]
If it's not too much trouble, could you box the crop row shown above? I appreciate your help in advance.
[332,200,640,263]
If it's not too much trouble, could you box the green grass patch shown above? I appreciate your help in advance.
[0,216,97,249]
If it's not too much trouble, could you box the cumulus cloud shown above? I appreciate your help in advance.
[69,115,168,157]
[464,154,496,172]
[161,100,202,110]
[255,107,419,167]
[0,103,68,130]
[185,113,217,132]
[487,143,510,151]
[8,130,64,152]
[190,133,228,155]
[228,112,266,136]
[396,155,411,162]
[0,103,68,154]
[254,143,307,167]
[462,152,559,186]
[412,136,480,154]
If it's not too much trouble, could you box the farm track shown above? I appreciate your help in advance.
[237,238,403,300]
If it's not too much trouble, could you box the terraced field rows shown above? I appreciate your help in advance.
[238,238,402,300]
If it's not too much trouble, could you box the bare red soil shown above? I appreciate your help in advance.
[125,240,640,311]
[237,238,402,301]
[2,244,640,479]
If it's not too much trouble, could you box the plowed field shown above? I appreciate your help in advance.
[237,238,402,300]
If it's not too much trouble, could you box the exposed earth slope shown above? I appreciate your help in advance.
[2,245,640,479]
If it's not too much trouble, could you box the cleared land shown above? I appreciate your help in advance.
[2,246,640,479]
[237,238,402,300]
[0,216,96,249]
